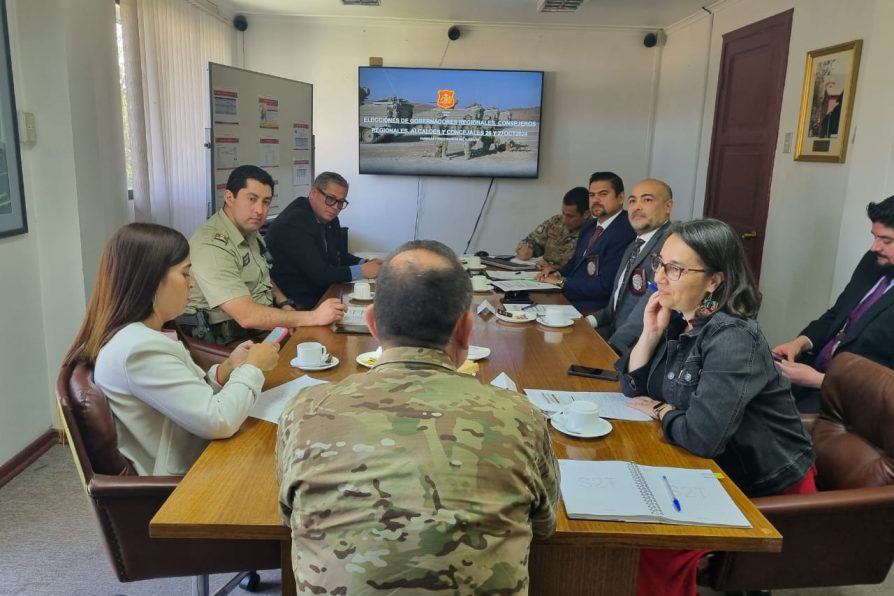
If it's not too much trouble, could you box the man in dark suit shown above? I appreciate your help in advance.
[594,178,673,353]
[266,172,383,309]
[537,172,636,312]
[773,195,894,411]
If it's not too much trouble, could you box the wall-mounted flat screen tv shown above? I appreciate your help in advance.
[358,66,543,178]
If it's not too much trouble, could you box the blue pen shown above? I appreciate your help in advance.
[662,475,682,512]
[339,290,344,303]
[648,282,658,292]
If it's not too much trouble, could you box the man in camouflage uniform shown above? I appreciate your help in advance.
[516,186,590,269]
[183,165,345,344]
[276,240,559,595]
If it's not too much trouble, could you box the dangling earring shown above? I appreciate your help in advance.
[696,292,718,318]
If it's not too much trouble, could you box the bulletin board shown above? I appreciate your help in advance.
[208,62,313,217]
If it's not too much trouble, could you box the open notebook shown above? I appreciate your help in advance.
[558,460,751,528]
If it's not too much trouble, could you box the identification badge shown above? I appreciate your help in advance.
[630,267,646,295]
[242,253,251,266]
[585,255,600,277]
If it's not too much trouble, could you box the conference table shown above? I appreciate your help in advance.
[150,283,781,596]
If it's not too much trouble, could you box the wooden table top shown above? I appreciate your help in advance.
[151,286,781,553]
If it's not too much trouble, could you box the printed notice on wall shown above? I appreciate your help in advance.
[214,136,239,169]
[259,96,279,129]
[213,89,239,124]
[260,137,280,168]
[293,122,310,150]
[292,159,310,189]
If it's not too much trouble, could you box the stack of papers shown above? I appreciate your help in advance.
[490,279,560,292]
[502,303,581,319]
[249,375,328,423]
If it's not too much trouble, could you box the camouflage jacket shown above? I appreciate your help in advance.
[276,347,559,595]
[517,214,583,269]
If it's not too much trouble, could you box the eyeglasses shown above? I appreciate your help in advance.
[318,189,349,210]
[650,253,706,281]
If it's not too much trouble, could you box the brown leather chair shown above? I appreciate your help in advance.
[56,361,280,594]
[168,322,233,371]
[698,353,894,592]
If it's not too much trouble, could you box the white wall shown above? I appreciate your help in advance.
[652,0,884,346]
[0,0,128,464]
[241,17,659,254]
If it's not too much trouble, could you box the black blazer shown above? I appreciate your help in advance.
[800,251,894,369]
[558,211,636,311]
[266,197,361,308]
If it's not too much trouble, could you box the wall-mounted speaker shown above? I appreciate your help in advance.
[643,32,658,48]
[234,15,248,32]
[448,26,461,41]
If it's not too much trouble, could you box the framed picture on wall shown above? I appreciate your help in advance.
[0,3,27,238]
[794,39,862,163]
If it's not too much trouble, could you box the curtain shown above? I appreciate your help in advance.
[120,0,233,235]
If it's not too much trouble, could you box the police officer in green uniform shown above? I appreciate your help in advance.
[182,165,346,344]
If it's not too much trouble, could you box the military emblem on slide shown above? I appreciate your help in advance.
[437,89,457,109]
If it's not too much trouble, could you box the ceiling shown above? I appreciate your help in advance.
[214,0,715,29]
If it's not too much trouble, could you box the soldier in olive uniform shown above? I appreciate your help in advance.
[277,240,559,595]
[183,165,345,344]
[516,186,591,269]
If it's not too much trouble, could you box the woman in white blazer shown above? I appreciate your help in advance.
[63,223,279,475]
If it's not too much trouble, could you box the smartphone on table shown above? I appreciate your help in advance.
[567,364,619,381]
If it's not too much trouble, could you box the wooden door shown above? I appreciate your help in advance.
[704,10,793,281]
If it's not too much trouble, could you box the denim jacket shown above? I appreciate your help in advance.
[617,312,814,497]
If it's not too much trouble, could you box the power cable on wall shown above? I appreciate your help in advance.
[464,178,495,254]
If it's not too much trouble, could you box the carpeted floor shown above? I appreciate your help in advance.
[1,445,892,595]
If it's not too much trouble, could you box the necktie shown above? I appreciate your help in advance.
[814,275,892,371]
[584,225,604,254]
[614,238,646,311]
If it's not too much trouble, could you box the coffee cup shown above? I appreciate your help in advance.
[296,341,329,367]
[561,401,601,433]
[471,275,490,292]
[544,306,566,326]
[466,255,482,269]
[354,281,372,300]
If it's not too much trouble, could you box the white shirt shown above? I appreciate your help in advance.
[94,322,264,475]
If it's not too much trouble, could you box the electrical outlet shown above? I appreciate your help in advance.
[782,131,793,154]
[18,111,36,143]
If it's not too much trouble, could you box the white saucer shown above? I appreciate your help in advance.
[495,311,537,324]
[537,317,574,328]
[464,264,487,271]
[467,345,491,361]
[473,285,494,293]
[356,351,379,368]
[290,355,339,371]
[347,292,375,303]
[550,415,613,438]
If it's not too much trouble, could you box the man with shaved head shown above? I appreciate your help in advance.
[594,178,674,353]
[276,240,559,595]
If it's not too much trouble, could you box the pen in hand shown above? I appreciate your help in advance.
[662,475,682,512]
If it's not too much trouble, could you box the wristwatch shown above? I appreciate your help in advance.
[555,275,565,289]
[276,298,296,309]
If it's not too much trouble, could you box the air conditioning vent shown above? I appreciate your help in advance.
[537,0,588,12]
[342,0,381,5]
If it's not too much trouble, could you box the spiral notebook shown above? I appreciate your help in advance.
[558,460,751,528]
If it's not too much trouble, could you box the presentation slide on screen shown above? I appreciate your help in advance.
[358,67,543,178]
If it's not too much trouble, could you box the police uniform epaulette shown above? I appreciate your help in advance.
[212,233,229,244]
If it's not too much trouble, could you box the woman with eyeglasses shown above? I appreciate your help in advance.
[618,219,815,596]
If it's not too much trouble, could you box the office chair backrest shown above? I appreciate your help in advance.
[813,352,894,490]
[57,362,135,479]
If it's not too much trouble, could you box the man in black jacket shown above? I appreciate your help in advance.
[773,195,894,411]
[266,172,382,308]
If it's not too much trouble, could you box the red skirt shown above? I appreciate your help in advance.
[636,466,817,596]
